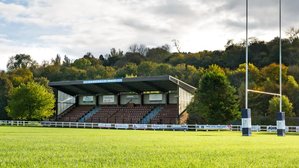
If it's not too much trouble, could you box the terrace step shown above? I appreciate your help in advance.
[139,106,162,124]
[79,106,101,122]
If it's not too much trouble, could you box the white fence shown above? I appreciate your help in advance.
[0,120,299,132]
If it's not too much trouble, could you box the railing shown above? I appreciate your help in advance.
[1,120,299,133]
[139,106,162,124]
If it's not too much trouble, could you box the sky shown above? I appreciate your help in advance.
[0,0,298,70]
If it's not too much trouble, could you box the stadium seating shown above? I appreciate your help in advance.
[58,104,179,124]
[87,105,154,124]
[150,105,178,124]
[58,105,94,122]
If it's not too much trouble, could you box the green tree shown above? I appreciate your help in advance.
[174,64,201,86]
[153,63,174,76]
[188,70,240,124]
[6,82,55,120]
[83,52,102,66]
[146,45,171,63]
[137,61,158,76]
[72,58,92,69]
[268,95,295,118]
[8,68,34,87]
[63,55,72,66]
[115,63,138,77]
[0,72,13,119]
[104,48,124,66]
[51,54,62,66]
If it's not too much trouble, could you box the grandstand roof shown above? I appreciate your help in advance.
[49,75,196,96]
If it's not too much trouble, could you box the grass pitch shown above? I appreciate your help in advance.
[0,127,298,168]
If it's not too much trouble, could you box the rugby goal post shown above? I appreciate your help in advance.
[242,0,285,136]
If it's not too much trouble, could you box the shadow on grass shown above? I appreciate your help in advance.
[256,132,299,136]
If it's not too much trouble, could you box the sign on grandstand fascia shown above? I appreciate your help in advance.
[103,95,115,103]
[149,94,163,101]
[83,79,122,84]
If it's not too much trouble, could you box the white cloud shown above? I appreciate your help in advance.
[0,37,61,70]
[0,0,298,71]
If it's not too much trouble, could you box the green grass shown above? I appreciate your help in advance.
[0,127,298,168]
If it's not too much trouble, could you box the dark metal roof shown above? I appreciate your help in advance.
[49,75,196,96]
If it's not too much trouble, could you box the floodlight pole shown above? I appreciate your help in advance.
[277,0,285,136]
[242,0,252,136]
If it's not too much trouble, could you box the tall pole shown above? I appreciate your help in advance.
[277,0,285,136]
[279,0,282,111]
[242,0,251,136]
[245,0,249,109]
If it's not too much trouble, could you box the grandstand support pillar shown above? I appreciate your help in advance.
[75,95,79,107]
[141,93,144,106]
[117,93,121,106]
[166,92,170,105]
[277,112,285,136]
[241,108,251,136]
[53,88,58,120]
[96,95,99,106]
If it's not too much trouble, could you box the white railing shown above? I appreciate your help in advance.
[0,120,298,133]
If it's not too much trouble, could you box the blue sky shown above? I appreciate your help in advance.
[0,0,298,70]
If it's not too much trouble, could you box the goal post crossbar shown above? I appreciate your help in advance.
[247,89,280,96]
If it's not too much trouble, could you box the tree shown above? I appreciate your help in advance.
[51,54,61,66]
[6,82,55,120]
[172,39,181,53]
[115,52,145,67]
[115,63,138,77]
[72,58,92,69]
[8,68,34,87]
[83,52,102,66]
[137,61,158,76]
[129,44,148,56]
[286,27,299,43]
[223,42,244,69]
[62,55,71,66]
[0,72,13,119]
[188,70,240,124]
[174,64,201,86]
[146,45,171,63]
[104,48,124,66]
[7,54,38,71]
[268,95,295,118]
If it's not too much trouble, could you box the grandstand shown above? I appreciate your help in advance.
[49,75,196,124]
